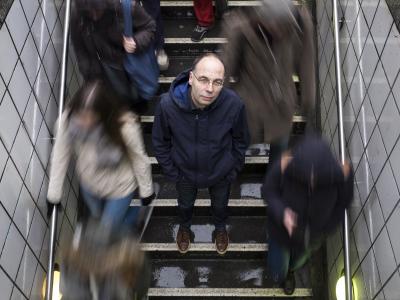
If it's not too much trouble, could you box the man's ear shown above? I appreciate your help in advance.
[188,71,193,86]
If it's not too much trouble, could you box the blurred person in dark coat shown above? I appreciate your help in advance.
[70,0,156,80]
[221,0,316,166]
[263,135,354,295]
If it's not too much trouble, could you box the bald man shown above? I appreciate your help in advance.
[152,53,250,254]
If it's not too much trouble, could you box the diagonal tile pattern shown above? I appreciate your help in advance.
[316,0,400,298]
[0,0,81,298]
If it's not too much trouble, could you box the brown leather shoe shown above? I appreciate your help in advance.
[176,227,191,254]
[214,229,229,255]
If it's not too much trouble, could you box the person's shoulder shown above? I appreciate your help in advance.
[159,92,174,107]
[221,88,244,107]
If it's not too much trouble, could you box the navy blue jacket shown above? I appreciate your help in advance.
[152,70,250,188]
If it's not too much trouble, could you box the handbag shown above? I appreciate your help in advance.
[122,0,159,100]
[90,31,139,104]
[101,61,139,103]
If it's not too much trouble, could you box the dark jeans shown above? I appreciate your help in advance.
[142,0,165,50]
[267,236,322,284]
[176,179,230,231]
[80,186,138,231]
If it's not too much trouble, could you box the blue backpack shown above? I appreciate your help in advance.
[122,0,159,100]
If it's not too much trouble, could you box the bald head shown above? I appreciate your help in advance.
[189,54,225,109]
[192,53,225,74]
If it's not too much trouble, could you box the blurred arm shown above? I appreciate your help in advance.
[130,1,156,52]
[122,114,154,198]
[325,162,355,233]
[47,113,72,204]
[231,103,250,172]
[220,12,244,86]
[152,102,181,182]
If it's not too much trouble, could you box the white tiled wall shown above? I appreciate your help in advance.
[0,0,81,298]
[316,0,400,299]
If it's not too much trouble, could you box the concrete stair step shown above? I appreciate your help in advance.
[148,287,312,299]
[131,198,266,207]
[163,19,224,38]
[148,156,268,164]
[141,242,268,252]
[149,258,311,290]
[143,175,264,199]
[141,216,267,244]
[141,114,305,123]
[131,198,266,216]
[160,0,275,7]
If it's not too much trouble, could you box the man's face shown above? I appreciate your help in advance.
[189,56,225,109]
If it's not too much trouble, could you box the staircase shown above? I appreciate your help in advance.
[135,1,314,298]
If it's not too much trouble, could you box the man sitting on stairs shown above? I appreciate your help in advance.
[152,53,250,254]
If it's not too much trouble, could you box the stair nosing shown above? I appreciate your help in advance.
[141,243,268,251]
[131,198,266,207]
[159,76,300,83]
[160,0,301,6]
[165,37,227,44]
[160,1,262,7]
[147,287,312,297]
[141,115,306,123]
[149,156,268,164]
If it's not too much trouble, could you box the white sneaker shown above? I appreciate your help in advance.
[156,49,169,71]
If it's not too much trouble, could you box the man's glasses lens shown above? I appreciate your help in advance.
[193,73,224,87]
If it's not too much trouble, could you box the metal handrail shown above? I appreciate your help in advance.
[45,0,72,299]
[332,0,352,299]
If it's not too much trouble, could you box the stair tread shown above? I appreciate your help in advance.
[142,216,267,243]
[141,242,267,252]
[150,259,311,289]
[164,19,223,39]
[160,0,268,7]
[143,175,263,199]
[147,287,312,298]
[131,198,266,207]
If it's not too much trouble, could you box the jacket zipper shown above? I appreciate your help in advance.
[195,114,199,185]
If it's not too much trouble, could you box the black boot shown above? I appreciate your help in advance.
[283,271,295,295]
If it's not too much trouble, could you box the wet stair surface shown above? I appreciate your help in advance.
[137,1,314,299]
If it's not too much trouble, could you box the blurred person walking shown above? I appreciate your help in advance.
[152,53,250,254]
[61,219,151,299]
[263,135,354,294]
[221,0,316,166]
[47,80,155,233]
[70,0,157,111]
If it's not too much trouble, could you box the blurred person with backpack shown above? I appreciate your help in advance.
[71,0,158,112]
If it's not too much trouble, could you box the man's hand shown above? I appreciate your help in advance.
[123,36,136,53]
[280,151,293,173]
[283,207,297,237]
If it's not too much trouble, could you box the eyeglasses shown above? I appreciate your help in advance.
[192,72,224,87]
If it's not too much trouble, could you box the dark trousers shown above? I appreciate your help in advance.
[142,0,165,50]
[176,179,230,231]
[267,236,322,283]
